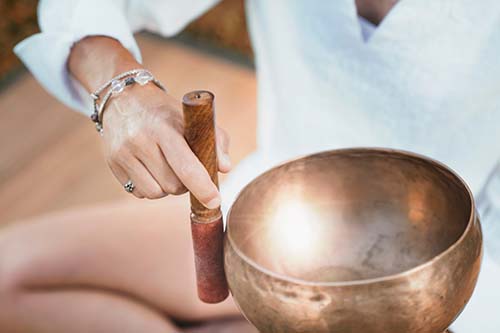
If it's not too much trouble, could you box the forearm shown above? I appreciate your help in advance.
[68,36,143,93]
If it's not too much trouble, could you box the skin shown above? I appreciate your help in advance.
[0,198,242,332]
[68,36,231,205]
[0,2,396,332]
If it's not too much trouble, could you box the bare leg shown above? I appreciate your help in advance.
[0,196,240,332]
[0,289,181,333]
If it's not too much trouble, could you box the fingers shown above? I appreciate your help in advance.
[108,148,165,199]
[123,157,166,199]
[108,160,144,199]
[159,133,221,209]
[216,127,231,173]
[135,143,187,195]
[102,92,229,205]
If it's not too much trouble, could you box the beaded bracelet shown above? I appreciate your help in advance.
[90,69,166,134]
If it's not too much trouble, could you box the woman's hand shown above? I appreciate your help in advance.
[102,83,231,207]
[67,36,230,207]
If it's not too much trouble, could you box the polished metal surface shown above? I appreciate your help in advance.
[225,148,482,333]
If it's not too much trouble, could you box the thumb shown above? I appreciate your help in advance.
[216,127,231,173]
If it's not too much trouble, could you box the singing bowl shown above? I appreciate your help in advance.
[224,148,482,333]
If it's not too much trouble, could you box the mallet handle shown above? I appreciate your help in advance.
[182,90,229,304]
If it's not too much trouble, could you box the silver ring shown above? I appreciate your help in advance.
[124,180,135,193]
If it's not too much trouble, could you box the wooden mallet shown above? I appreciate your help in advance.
[182,90,229,304]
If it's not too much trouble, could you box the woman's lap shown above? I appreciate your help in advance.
[0,150,268,327]
[0,195,239,322]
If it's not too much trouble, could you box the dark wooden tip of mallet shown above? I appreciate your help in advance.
[182,90,229,304]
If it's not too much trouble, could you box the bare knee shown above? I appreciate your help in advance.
[0,231,33,329]
[0,228,39,295]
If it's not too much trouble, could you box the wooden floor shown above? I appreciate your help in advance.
[0,34,256,224]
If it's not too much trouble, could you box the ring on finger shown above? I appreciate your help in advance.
[124,180,135,193]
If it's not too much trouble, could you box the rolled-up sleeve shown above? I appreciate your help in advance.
[13,0,219,115]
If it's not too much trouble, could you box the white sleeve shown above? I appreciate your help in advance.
[13,0,219,116]
[450,251,500,332]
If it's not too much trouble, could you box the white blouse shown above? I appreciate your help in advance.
[14,1,500,331]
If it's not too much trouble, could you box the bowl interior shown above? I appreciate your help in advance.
[227,149,472,283]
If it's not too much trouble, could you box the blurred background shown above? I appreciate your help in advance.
[0,0,254,84]
[0,0,257,223]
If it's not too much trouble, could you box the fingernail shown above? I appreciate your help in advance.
[220,153,232,168]
[206,196,221,209]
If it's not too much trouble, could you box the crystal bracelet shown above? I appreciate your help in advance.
[90,69,166,134]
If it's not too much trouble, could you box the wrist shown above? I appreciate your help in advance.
[111,82,165,111]
[91,68,167,134]
[68,36,143,93]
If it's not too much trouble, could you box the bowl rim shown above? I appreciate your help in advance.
[226,147,477,287]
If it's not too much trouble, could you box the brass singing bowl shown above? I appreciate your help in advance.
[224,148,482,333]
